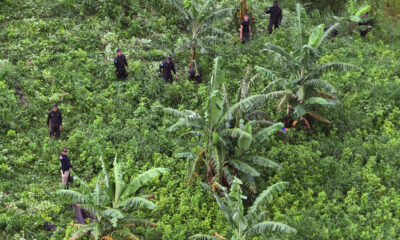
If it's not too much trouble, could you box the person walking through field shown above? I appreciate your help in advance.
[46,105,62,139]
[264,1,282,34]
[114,48,128,79]
[159,56,178,83]
[359,12,373,37]
[59,148,72,189]
[240,13,251,44]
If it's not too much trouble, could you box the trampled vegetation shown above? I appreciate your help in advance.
[1,0,400,239]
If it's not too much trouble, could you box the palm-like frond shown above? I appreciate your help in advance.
[79,203,102,217]
[230,159,261,177]
[305,97,329,105]
[202,8,234,26]
[314,62,359,74]
[253,123,284,145]
[189,234,226,240]
[121,168,169,199]
[248,182,289,215]
[304,79,336,93]
[100,156,110,188]
[187,148,207,184]
[294,3,305,49]
[168,118,203,132]
[223,92,291,122]
[119,197,156,210]
[263,43,295,70]
[113,159,125,206]
[57,189,89,203]
[255,66,278,81]
[247,156,282,171]
[318,23,339,47]
[221,128,252,141]
[102,208,125,219]
[248,221,297,235]
[119,216,153,227]
[210,56,224,91]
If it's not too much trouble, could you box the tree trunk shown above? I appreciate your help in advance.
[189,45,196,70]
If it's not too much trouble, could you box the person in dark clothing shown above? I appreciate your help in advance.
[46,105,62,139]
[59,148,72,189]
[188,66,202,84]
[264,1,282,34]
[324,24,339,41]
[159,56,178,83]
[240,13,251,44]
[114,48,128,79]
[359,13,373,37]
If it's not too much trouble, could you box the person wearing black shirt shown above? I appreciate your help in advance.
[359,13,373,37]
[46,105,62,139]
[159,56,178,83]
[240,13,251,44]
[264,1,282,34]
[114,48,128,79]
[59,148,72,189]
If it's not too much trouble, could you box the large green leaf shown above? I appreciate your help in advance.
[113,159,125,206]
[354,5,371,17]
[249,221,297,235]
[253,122,284,145]
[121,168,169,199]
[230,159,261,177]
[305,97,329,105]
[119,196,156,210]
[248,156,281,170]
[248,182,289,216]
[308,24,325,48]
[189,234,226,240]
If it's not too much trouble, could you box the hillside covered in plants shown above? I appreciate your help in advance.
[1,0,400,239]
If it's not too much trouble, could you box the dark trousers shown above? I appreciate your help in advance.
[116,69,127,79]
[268,21,279,34]
[242,32,250,44]
[50,125,60,139]
[163,75,173,83]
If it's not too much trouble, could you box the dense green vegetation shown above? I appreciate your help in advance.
[1,0,400,239]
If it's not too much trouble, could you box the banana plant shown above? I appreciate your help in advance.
[169,0,234,70]
[190,178,296,240]
[334,1,372,33]
[57,157,169,240]
[255,4,358,130]
[165,57,284,191]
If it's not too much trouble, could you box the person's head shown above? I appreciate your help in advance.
[116,48,122,56]
[244,13,249,21]
[52,105,58,112]
[167,56,172,63]
[274,1,278,7]
[364,12,369,18]
[62,148,67,155]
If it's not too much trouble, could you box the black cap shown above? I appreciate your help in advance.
[62,148,67,152]
[116,48,121,53]
[245,13,249,17]
[167,56,172,60]
[274,0,278,3]
[53,105,58,108]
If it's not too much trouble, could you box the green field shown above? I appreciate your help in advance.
[1,0,400,239]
